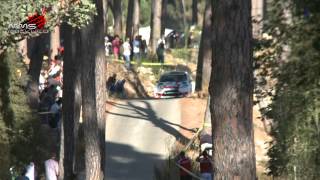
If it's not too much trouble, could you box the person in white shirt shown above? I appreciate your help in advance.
[122,38,131,68]
[39,71,47,92]
[44,154,59,180]
[25,162,35,180]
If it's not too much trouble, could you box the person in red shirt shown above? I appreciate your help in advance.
[112,35,121,60]
[196,150,213,180]
[177,151,192,180]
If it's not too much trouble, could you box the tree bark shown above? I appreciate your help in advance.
[161,0,168,35]
[103,0,108,34]
[195,0,212,92]
[126,0,134,38]
[192,0,198,25]
[132,0,140,37]
[209,0,256,179]
[81,0,106,178]
[50,26,60,60]
[27,34,46,109]
[113,0,122,36]
[60,23,82,179]
[150,0,162,54]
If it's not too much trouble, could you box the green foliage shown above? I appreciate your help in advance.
[61,1,97,28]
[255,0,320,179]
[140,0,152,26]
[0,49,52,177]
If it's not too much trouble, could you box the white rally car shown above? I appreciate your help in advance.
[154,71,192,98]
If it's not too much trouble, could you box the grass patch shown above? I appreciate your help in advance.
[171,48,193,61]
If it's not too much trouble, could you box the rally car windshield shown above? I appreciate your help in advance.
[159,74,187,82]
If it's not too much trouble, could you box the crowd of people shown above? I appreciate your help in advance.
[104,34,166,68]
[177,150,213,180]
[14,47,64,180]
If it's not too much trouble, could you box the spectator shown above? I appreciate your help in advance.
[105,36,112,56]
[177,151,192,180]
[15,167,29,180]
[39,70,47,92]
[106,73,117,92]
[49,98,62,129]
[25,162,35,180]
[132,35,141,66]
[112,35,121,59]
[141,39,147,57]
[122,38,131,69]
[196,150,213,180]
[156,41,165,64]
[44,153,59,180]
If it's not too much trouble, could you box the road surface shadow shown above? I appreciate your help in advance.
[106,101,195,141]
[105,141,163,180]
[127,100,190,144]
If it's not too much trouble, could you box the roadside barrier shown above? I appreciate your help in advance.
[110,59,175,66]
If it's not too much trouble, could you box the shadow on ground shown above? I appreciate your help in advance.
[105,141,163,180]
[106,100,192,144]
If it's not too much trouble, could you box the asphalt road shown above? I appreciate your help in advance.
[105,99,187,180]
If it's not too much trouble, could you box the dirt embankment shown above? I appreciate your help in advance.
[106,62,154,98]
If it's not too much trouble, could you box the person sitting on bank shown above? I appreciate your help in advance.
[196,150,213,180]
[177,151,192,180]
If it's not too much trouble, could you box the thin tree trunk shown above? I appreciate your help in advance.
[50,26,60,60]
[210,0,256,179]
[60,23,81,179]
[150,0,162,54]
[203,95,211,133]
[27,34,46,109]
[195,0,212,92]
[81,28,102,180]
[192,0,198,25]
[81,0,106,178]
[103,0,108,34]
[113,0,122,36]
[132,0,140,37]
[126,0,134,38]
[74,30,84,175]
[161,0,168,35]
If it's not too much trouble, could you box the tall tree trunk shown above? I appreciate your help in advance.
[150,0,162,54]
[27,34,46,109]
[161,0,168,35]
[103,0,108,34]
[113,0,122,36]
[195,0,212,92]
[203,95,211,133]
[132,0,140,37]
[81,0,106,178]
[209,0,256,179]
[60,23,82,179]
[192,0,198,25]
[126,0,134,38]
[50,26,60,60]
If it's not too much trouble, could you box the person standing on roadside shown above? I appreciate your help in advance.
[44,153,59,180]
[196,150,213,180]
[156,41,165,64]
[122,38,132,69]
[177,151,192,180]
[112,35,121,59]
[132,35,141,66]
